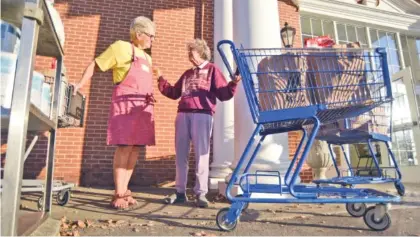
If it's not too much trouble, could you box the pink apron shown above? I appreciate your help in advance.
[107,44,155,146]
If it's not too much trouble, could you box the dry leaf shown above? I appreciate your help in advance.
[115,220,126,225]
[100,225,108,229]
[85,219,93,227]
[77,220,86,228]
[357,230,363,233]
[133,228,141,232]
[61,216,67,224]
[71,224,77,230]
[73,230,80,236]
[107,219,113,224]
[191,232,202,236]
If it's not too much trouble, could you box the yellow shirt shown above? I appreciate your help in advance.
[95,40,152,84]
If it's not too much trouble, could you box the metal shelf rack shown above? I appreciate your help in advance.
[1,0,65,235]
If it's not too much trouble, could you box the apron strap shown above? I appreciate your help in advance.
[131,43,135,62]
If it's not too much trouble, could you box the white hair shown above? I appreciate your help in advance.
[130,16,156,41]
[187,39,211,61]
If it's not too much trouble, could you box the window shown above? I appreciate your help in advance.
[301,17,335,45]
[300,16,420,167]
[336,23,368,48]
[370,30,401,75]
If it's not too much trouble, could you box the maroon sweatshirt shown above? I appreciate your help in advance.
[158,62,237,115]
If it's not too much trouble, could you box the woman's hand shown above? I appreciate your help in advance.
[73,83,81,96]
[153,67,162,80]
[232,75,241,84]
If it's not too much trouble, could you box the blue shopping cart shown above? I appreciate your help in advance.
[216,40,400,232]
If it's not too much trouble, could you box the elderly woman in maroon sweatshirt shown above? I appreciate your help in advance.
[156,39,240,208]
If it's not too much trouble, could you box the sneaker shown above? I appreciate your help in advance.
[164,192,188,204]
[196,195,209,208]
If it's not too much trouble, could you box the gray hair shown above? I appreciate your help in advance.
[187,39,211,61]
[130,16,156,41]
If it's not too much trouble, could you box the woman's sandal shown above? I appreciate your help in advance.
[124,190,138,207]
[110,193,129,210]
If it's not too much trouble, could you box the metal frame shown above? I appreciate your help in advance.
[1,0,64,235]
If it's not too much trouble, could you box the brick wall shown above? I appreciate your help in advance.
[1,0,309,187]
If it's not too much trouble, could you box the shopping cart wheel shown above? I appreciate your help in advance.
[56,189,71,206]
[363,206,391,231]
[346,203,367,217]
[394,181,405,197]
[37,197,43,211]
[216,207,238,231]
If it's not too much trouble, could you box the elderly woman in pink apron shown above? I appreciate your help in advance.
[74,16,157,209]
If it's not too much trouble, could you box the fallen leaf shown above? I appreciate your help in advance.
[73,230,80,236]
[191,232,202,236]
[147,221,155,227]
[357,230,363,233]
[133,228,140,232]
[77,220,86,228]
[409,217,414,220]
[107,219,113,224]
[71,224,77,230]
[61,216,67,224]
[100,225,108,229]
[321,221,326,224]
[85,219,93,227]
[336,205,341,208]
[115,220,126,225]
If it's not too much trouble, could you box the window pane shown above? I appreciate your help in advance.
[370,29,379,46]
[347,25,357,43]
[389,49,400,66]
[301,17,311,35]
[337,24,346,41]
[357,27,367,45]
[400,35,408,51]
[403,51,412,67]
[323,21,334,38]
[378,31,387,47]
[387,33,397,49]
[312,18,323,36]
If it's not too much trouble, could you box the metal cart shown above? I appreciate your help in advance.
[216,40,399,232]
[1,0,84,235]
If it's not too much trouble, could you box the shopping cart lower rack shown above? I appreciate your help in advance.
[315,102,405,197]
[215,40,399,232]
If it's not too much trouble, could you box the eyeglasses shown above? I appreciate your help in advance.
[143,32,155,39]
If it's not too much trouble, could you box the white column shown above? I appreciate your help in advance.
[210,0,235,190]
[219,0,290,196]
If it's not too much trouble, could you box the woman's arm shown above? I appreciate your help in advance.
[156,69,184,100]
[74,60,97,95]
[211,66,241,101]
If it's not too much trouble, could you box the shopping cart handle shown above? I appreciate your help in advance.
[217,40,237,78]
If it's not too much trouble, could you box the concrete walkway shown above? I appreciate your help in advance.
[22,183,420,236]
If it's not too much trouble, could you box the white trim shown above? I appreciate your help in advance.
[300,0,420,35]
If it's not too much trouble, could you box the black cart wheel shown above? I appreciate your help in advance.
[346,203,367,217]
[394,181,405,197]
[56,189,71,206]
[363,206,391,231]
[216,207,238,231]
